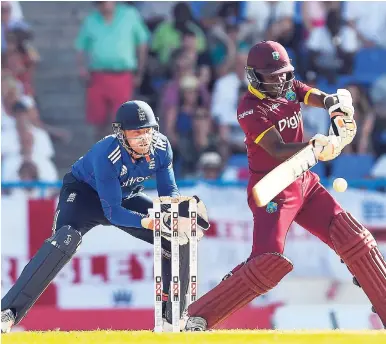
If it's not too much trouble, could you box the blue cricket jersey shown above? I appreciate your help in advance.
[71,132,179,229]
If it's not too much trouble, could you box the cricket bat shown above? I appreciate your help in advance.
[252,144,322,207]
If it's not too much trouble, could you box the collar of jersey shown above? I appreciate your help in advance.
[248,85,266,100]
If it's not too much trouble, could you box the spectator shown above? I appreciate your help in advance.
[1,1,30,54]
[16,160,40,198]
[370,75,386,158]
[151,2,207,67]
[1,74,58,186]
[343,84,375,154]
[4,159,58,199]
[302,1,328,37]
[3,27,40,95]
[134,1,175,32]
[75,1,150,140]
[198,151,223,181]
[306,9,358,82]
[243,1,295,48]
[181,29,213,88]
[164,75,211,177]
[159,49,210,124]
[210,21,249,78]
[1,74,31,159]
[211,52,248,160]
[190,2,223,30]
[344,1,386,48]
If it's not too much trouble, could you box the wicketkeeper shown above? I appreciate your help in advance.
[1,100,209,333]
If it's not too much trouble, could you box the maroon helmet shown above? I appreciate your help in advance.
[245,40,295,98]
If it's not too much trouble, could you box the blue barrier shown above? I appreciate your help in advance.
[2,178,386,198]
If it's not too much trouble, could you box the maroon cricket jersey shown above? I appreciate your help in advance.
[237,80,313,177]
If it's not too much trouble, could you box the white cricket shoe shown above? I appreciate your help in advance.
[1,309,15,333]
[184,316,207,331]
[153,318,186,332]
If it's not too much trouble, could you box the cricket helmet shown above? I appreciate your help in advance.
[112,100,159,156]
[245,40,295,98]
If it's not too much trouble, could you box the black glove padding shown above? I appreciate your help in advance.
[178,195,210,230]
[160,195,210,231]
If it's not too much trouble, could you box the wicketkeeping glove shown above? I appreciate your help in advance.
[141,195,210,245]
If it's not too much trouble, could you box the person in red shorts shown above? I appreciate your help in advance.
[183,40,386,331]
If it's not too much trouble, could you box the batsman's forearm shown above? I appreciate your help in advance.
[306,89,329,108]
[272,142,310,161]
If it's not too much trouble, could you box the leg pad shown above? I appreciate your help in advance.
[330,212,386,326]
[187,253,293,329]
[1,226,81,325]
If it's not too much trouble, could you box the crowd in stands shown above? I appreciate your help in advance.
[2,1,386,193]
[1,1,68,198]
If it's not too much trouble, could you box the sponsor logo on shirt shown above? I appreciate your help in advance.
[120,166,128,176]
[278,111,302,132]
[122,175,151,187]
[238,109,253,120]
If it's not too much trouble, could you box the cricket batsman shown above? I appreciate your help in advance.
[184,41,386,331]
[1,100,209,333]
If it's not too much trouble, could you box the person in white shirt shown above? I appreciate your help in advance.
[344,1,386,48]
[242,1,295,46]
[307,9,358,82]
[211,52,248,159]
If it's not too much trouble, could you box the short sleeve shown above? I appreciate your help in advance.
[293,79,313,104]
[237,107,274,143]
[131,8,150,46]
[75,16,91,52]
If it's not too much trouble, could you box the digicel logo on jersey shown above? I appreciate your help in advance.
[278,112,301,132]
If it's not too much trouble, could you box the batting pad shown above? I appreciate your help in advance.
[330,212,386,326]
[187,253,293,329]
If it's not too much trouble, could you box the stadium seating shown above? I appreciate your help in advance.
[330,153,375,179]
[353,48,386,84]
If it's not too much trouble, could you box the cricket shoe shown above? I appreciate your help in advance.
[1,309,15,333]
[153,318,186,332]
[184,316,207,331]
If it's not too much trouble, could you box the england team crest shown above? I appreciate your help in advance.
[138,108,146,121]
